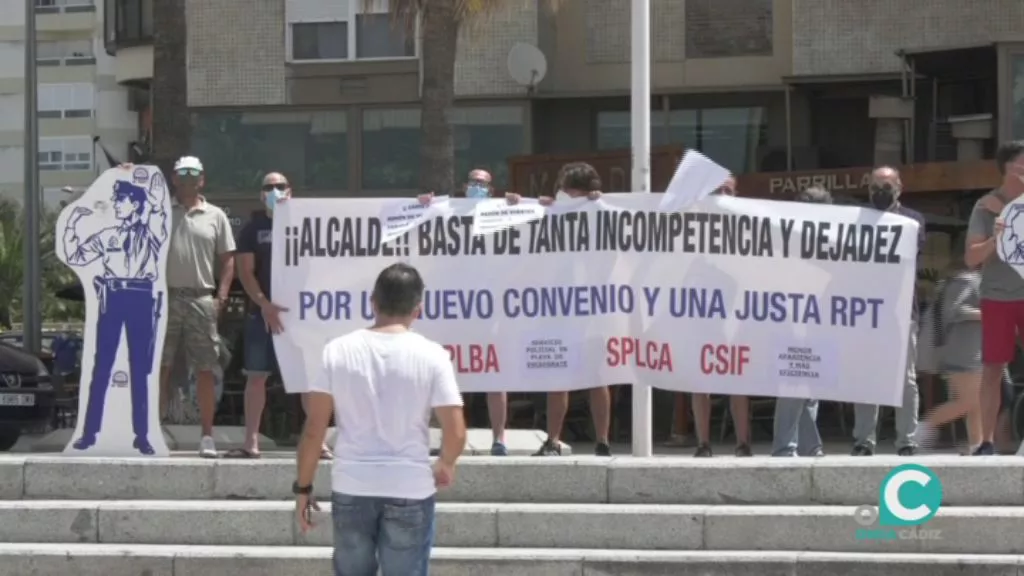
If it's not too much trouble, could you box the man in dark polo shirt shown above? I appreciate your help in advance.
[228,172,330,458]
[851,166,925,456]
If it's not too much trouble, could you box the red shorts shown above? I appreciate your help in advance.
[981,299,1024,363]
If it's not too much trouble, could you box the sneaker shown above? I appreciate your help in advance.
[809,448,826,457]
[532,438,561,456]
[490,442,508,456]
[595,442,612,456]
[734,444,753,457]
[972,441,995,456]
[694,443,712,457]
[198,435,218,459]
[897,446,918,456]
[850,444,874,456]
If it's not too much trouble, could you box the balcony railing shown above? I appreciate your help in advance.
[35,0,95,14]
[104,0,153,55]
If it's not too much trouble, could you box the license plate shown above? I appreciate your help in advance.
[0,394,34,407]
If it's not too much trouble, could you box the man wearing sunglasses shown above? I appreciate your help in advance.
[228,173,332,459]
[162,156,236,458]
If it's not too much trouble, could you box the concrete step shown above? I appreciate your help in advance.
[3,500,1024,554]
[1,455,1021,505]
[0,545,1020,576]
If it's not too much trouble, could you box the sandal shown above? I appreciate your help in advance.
[223,448,262,459]
[320,447,334,460]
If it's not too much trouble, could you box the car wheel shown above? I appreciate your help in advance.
[0,426,21,452]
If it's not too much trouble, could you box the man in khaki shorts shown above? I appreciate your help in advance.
[162,156,236,457]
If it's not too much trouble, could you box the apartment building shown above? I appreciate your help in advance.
[103,1,1024,209]
[0,0,136,208]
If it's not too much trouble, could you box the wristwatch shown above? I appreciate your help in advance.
[292,481,313,495]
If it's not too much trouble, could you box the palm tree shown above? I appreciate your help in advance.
[150,0,190,180]
[374,0,560,194]
[0,199,83,329]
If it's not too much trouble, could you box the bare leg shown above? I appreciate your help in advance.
[589,386,611,444]
[980,363,1005,443]
[546,392,569,443]
[243,373,268,453]
[692,394,711,443]
[730,395,751,446]
[924,371,982,447]
[487,392,507,444]
[195,369,217,437]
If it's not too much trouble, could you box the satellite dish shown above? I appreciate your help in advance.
[507,43,547,91]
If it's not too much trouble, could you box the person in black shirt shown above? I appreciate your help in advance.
[227,172,331,458]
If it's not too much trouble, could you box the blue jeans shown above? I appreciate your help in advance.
[331,492,435,576]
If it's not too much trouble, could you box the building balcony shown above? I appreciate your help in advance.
[103,0,153,55]
[35,0,96,31]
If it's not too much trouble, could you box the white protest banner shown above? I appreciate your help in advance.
[659,150,731,213]
[272,195,918,406]
[56,166,171,457]
[379,195,452,243]
[471,198,547,236]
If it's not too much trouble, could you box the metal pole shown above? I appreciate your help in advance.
[630,0,652,457]
[23,0,41,355]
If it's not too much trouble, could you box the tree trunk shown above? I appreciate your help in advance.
[418,0,459,194]
[150,0,190,180]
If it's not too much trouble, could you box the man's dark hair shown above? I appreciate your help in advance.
[996,140,1024,174]
[372,263,425,317]
[795,186,833,205]
[557,162,601,193]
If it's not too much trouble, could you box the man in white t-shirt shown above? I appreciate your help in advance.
[292,263,467,576]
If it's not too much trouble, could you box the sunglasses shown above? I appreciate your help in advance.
[262,183,289,192]
[175,168,202,177]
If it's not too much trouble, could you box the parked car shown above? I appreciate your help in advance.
[0,341,56,451]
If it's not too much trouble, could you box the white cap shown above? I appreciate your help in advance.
[173,156,204,172]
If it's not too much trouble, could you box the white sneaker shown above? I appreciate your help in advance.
[199,435,217,458]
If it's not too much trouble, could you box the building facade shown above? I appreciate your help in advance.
[0,0,137,208]
[104,0,1024,202]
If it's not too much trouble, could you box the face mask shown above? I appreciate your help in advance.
[869,185,897,210]
[467,184,489,199]
[264,189,284,211]
[556,190,571,201]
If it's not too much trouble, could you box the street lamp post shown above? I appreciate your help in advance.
[23,0,41,355]
[630,0,652,457]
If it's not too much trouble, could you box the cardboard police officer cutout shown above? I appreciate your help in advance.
[56,166,171,456]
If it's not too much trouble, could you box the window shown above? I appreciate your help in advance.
[191,110,349,193]
[362,106,525,191]
[286,0,415,62]
[37,40,95,64]
[292,22,348,60]
[1013,55,1024,140]
[114,0,153,44]
[596,107,766,174]
[39,137,93,171]
[35,0,95,13]
[356,13,414,59]
[38,83,94,119]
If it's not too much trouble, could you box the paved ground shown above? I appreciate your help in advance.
[10,436,1015,458]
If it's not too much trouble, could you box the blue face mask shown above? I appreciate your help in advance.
[264,189,284,211]
[467,184,489,199]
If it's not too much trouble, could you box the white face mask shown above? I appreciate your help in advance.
[556,190,571,201]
